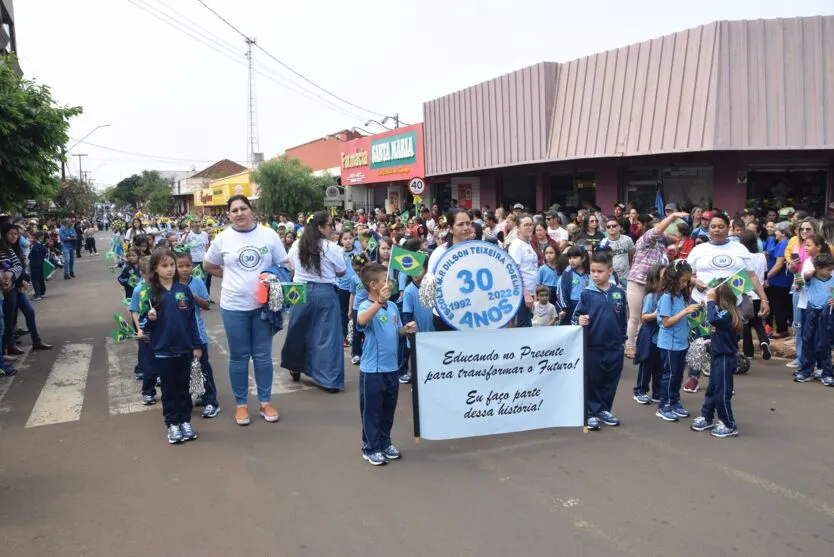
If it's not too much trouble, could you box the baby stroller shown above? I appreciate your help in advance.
[686,328,750,377]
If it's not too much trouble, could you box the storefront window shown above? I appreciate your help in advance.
[548,171,596,211]
[501,174,536,210]
[625,166,713,212]
[746,169,828,217]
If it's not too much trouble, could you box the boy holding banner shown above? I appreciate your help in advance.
[357,264,417,466]
[573,252,628,431]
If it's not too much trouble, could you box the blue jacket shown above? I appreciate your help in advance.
[28,242,48,266]
[140,282,202,357]
[707,301,739,357]
[59,226,78,246]
[572,282,628,349]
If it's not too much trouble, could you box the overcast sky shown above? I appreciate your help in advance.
[15,0,833,189]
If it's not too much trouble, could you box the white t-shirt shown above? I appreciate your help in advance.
[749,252,767,301]
[287,239,347,284]
[204,225,289,311]
[425,218,437,245]
[508,238,538,294]
[183,231,209,262]
[797,258,814,309]
[532,302,558,327]
[547,226,569,244]
[687,240,754,303]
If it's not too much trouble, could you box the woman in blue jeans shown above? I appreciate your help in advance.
[281,211,347,392]
[203,195,290,426]
[1,224,53,356]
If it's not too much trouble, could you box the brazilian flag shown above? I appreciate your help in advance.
[727,269,754,296]
[366,235,378,253]
[687,306,710,337]
[389,246,427,277]
[192,265,206,280]
[283,283,308,305]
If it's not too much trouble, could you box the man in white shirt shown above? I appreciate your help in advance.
[545,210,569,249]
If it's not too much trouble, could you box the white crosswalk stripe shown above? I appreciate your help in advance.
[106,337,157,416]
[1,331,331,429]
[26,343,93,428]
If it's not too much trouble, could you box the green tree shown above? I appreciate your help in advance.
[111,174,142,207]
[53,178,95,216]
[254,156,330,217]
[0,55,82,211]
[146,188,175,214]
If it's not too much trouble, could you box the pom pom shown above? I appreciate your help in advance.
[268,282,284,312]
[346,319,353,345]
[686,337,710,375]
[419,272,437,309]
[189,359,206,397]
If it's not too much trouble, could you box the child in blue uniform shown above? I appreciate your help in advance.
[691,283,743,437]
[559,247,590,325]
[573,252,628,431]
[633,265,664,405]
[175,251,220,418]
[140,249,203,445]
[337,231,356,345]
[28,232,48,300]
[538,245,560,307]
[357,264,417,466]
[794,253,834,385]
[118,248,142,298]
[399,255,435,384]
[655,261,700,422]
[348,253,369,365]
[128,256,153,385]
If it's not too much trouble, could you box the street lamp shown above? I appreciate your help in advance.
[365,119,392,131]
[381,114,407,128]
[63,123,111,180]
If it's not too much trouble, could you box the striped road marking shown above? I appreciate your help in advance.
[106,337,157,416]
[205,326,316,396]
[25,343,94,428]
[0,346,33,413]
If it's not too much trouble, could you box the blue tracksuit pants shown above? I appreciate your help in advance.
[634,343,662,398]
[359,371,399,454]
[586,347,624,416]
[700,354,736,429]
[659,348,687,410]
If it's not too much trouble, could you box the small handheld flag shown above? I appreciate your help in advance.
[191,265,206,280]
[283,283,308,305]
[687,306,711,337]
[389,246,427,277]
[727,269,754,296]
[366,235,378,253]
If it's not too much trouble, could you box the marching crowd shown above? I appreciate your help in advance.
[1,197,832,463]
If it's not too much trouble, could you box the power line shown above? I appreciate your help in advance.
[125,0,368,122]
[195,0,389,118]
[68,138,247,165]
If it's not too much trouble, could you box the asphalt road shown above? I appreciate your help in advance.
[1,234,833,557]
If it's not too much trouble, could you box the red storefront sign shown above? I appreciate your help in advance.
[340,123,425,186]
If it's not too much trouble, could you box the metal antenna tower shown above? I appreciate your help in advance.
[245,37,260,169]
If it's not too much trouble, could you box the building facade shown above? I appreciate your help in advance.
[422,16,834,216]
[339,123,426,213]
[193,169,254,215]
[283,129,364,178]
[174,159,247,214]
[1,0,20,74]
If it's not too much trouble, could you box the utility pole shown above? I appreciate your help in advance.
[244,37,260,169]
[73,153,88,184]
[394,113,400,128]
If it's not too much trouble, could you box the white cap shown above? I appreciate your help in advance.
[512,203,524,210]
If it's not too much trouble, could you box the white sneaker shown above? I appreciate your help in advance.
[351,355,360,365]
[786,360,800,368]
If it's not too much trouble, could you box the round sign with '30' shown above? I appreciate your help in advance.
[408,177,425,196]
[432,240,523,330]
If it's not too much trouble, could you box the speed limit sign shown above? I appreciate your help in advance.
[408,177,426,196]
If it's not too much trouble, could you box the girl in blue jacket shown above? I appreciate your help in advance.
[141,248,203,445]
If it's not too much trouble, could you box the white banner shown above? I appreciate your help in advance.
[415,327,584,440]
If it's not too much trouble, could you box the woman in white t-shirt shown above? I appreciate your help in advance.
[427,209,474,331]
[281,211,347,392]
[685,213,769,391]
[203,195,289,426]
[508,215,538,327]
